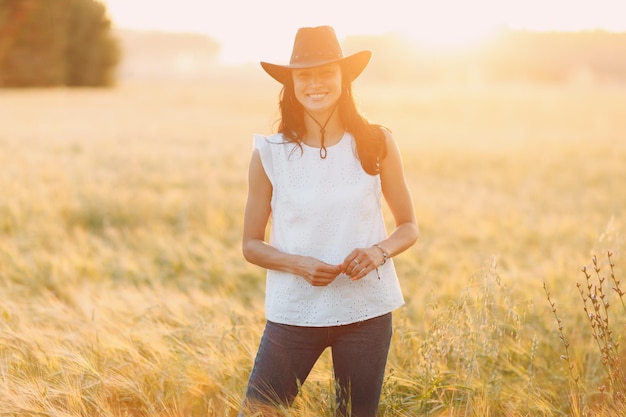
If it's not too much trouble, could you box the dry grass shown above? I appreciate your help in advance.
[1,76,626,416]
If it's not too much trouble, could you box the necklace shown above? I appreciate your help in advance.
[303,102,339,159]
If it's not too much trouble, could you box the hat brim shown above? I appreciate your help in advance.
[261,50,372,84]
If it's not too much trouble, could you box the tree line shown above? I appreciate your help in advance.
[0,0,119,87]
[346,29,626,85]
[2,1,625,87]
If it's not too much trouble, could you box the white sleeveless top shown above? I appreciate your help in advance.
[254,132,404,326]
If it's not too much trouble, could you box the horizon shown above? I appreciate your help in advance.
[103,0,626,65]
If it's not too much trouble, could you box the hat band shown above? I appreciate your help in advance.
[291,51,343,65]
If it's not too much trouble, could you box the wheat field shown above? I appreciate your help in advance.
[1,77,626,416]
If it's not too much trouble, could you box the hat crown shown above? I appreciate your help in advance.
[260,25,371,84]
[289,26,344,65]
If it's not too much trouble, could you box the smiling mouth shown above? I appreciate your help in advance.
[307,93,327,100]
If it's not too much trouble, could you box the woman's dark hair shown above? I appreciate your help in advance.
[276,74,387,175]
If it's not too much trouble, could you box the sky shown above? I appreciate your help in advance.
[103,0,626,65]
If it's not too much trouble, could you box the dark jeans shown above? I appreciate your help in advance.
[242,312,393,417]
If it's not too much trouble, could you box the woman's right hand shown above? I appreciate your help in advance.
[243,150,342,287]
[295,256,342,287]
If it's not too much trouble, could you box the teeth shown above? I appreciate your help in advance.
[308,93,326,99]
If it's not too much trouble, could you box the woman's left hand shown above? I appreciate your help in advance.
[341,246,385,281]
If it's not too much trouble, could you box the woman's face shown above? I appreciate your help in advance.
[292,62,342,114]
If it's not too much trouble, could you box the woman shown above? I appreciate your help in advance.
[241,26,418,416]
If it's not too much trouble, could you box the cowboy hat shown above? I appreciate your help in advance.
[260,26,372,84]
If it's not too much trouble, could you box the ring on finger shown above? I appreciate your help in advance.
[352,259,359,265]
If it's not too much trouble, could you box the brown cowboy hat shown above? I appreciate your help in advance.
[260,26,372,84]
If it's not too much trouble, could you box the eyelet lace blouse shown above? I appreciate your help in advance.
[254,132,404,326]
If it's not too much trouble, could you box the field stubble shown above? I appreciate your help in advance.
[1,79,625,416]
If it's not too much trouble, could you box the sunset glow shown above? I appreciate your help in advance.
[103,0,626,65]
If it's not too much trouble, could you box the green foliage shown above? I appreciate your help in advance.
[0,0,120,87]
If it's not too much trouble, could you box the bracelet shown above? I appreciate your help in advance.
[373,244,388,266]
